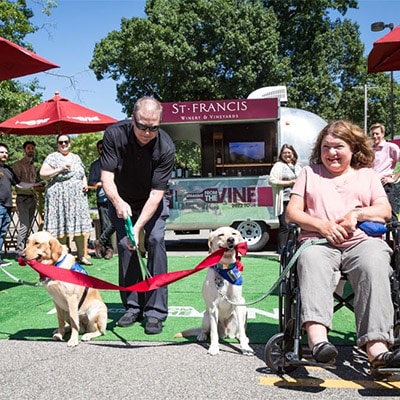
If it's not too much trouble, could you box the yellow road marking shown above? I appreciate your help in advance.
[259,376,400,389]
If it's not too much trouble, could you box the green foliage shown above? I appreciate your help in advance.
[90,0,290,114]
[68,133,104,207]
[70,133,103,172]
[174,140,201,175]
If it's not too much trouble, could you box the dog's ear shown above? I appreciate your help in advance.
[49,237,63,263]
[208,231,216,253]
[238,232,246,243]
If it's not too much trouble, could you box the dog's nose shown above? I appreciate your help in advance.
[227,236,235,248]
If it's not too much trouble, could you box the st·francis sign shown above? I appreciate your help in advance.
[161,98,279,124]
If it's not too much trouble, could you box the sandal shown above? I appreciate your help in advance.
[312,341,338,364]
[371,350,400,369]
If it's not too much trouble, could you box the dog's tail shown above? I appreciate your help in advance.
[174,327,202,338]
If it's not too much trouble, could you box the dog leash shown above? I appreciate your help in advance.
[217,238,328,306]
[0,264,43,287]
[124,217,152,279]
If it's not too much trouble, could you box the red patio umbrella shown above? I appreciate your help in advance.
[0,92,118,135]
[0,36,59,81]
[368,25,400,73]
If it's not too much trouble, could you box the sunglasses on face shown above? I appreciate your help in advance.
[58,140,70,145]
[134,118,159,132]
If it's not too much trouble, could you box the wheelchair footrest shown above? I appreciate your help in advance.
[372,367,400,375]
[286,358,336,369]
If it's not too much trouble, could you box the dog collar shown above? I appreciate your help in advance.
[216,262,237,270]
[213,262,243,286]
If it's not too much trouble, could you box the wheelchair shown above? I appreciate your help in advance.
[264,221,400,376]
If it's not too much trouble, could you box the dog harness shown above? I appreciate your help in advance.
[213,262,243,286]
[40,255,89,309]
[55,256,88,275]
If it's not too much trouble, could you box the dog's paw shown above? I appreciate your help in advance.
[82,331,102,341]
[52,332,64,341]
[208,344,220,356]
[67,337,79,347]
[241,346,255,356]
[81,333,92,342]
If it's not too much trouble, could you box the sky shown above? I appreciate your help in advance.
[14,0,400,122]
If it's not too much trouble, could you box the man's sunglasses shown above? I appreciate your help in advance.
[134,118,159,132]
[58,140,70,145]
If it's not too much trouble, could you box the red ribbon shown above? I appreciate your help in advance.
[20,242,248,292]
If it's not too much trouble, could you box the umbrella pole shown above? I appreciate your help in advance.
[390,71,394,140]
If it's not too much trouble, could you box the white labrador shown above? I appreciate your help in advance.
[176,227,253,356]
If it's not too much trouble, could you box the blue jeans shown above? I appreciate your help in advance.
[0,205,12,260]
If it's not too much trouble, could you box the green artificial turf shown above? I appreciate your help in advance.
[0,253,356,346]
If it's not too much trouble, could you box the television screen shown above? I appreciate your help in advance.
[229,141,265,163]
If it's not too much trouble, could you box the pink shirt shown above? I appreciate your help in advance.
[291,165,387,248]
[373,140,400,178]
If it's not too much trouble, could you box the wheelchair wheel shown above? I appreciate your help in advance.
[264,332,300,374]
[393,323,400,348]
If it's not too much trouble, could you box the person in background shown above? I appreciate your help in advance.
[0,143,41,267]
[269,144,302,253]
[286,120,400,370]
[40,134,93,266]
[12,141,43,258]
[101,96,175,334]
[370,122,400,218]
[88,139,115,260]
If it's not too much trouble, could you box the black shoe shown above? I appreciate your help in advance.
[104,248,113,260]
[371,349,400,369]
[0,260,11,267]
[312,341,338,363]
[94,240,105,259]
[117,312,141,327]
[145,317,163,334]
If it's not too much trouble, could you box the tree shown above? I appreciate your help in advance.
[90,0,290,114]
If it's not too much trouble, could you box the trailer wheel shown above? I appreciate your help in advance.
[232,220,269,251]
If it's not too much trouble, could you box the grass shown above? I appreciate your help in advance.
[0,253,357,346]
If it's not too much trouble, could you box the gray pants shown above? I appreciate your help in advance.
[16,195,37,254]
[297,238,394,348]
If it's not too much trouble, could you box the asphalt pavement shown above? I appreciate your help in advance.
[2,339,400,399]
[2,232,400,399]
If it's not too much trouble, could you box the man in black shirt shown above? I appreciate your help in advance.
[101,97,175,334]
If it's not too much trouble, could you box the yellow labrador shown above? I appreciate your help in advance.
[23,231,108,347]
[176,227,253,356]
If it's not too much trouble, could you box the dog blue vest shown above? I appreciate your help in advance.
[213,262,243,286]
[55,255,88,275]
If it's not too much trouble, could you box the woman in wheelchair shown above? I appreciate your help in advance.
[285,120,400,370]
